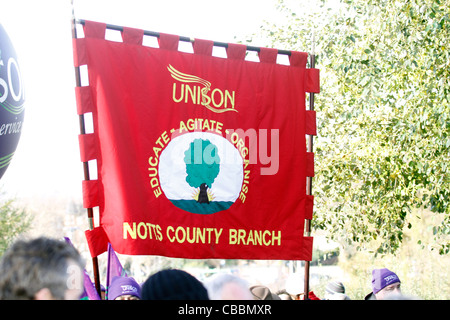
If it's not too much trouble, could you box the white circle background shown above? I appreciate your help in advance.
[158,132,244,201]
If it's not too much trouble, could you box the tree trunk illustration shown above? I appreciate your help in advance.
[198,183,210,204]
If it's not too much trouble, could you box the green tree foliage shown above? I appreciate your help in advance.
[0,195,31,256]
[252,0,449,254]
[184,139,220,203]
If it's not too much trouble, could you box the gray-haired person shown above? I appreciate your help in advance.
[204,273,253,300]
[0,237,85,300]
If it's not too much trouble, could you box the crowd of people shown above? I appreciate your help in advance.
[0,236,409,300]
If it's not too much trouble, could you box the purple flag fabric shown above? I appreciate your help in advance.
[106,243,127,299]
[81,270,101,300]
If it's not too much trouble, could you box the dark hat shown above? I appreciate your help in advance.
[324,280,351,300]
[141,269,209,300]
[325,281,345,295]
[250,285,281,300]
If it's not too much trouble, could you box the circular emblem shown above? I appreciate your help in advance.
[158,132,243,214]
[0,24,25,180]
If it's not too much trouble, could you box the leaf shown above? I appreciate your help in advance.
[255,0,450,256]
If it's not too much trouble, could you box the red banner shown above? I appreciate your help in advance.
[74,21,319,260]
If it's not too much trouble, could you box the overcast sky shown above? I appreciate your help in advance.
[0,0,282,199]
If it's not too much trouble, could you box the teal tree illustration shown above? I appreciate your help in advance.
[184,139,220,204]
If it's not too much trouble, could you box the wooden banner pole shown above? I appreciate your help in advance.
[70,0,102,298]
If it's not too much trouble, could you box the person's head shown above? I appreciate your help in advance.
[108,276,141,300]
[372,268,401,300]
[0,237,85,300]
[276,289,293,300]
[324,280,351,300]
[250,285,281,300]
[204,273,253,300]
[141,268,209,300]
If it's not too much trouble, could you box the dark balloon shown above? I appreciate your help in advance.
[0,24,25,180]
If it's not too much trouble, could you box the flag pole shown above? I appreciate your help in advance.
[304,30,316,300]
[70,0,102,297]
[75,18,295,57]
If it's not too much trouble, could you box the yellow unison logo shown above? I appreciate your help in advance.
[169,65,237,113]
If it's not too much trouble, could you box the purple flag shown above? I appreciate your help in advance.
[106,243,127,299]
[81,270,101,300]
